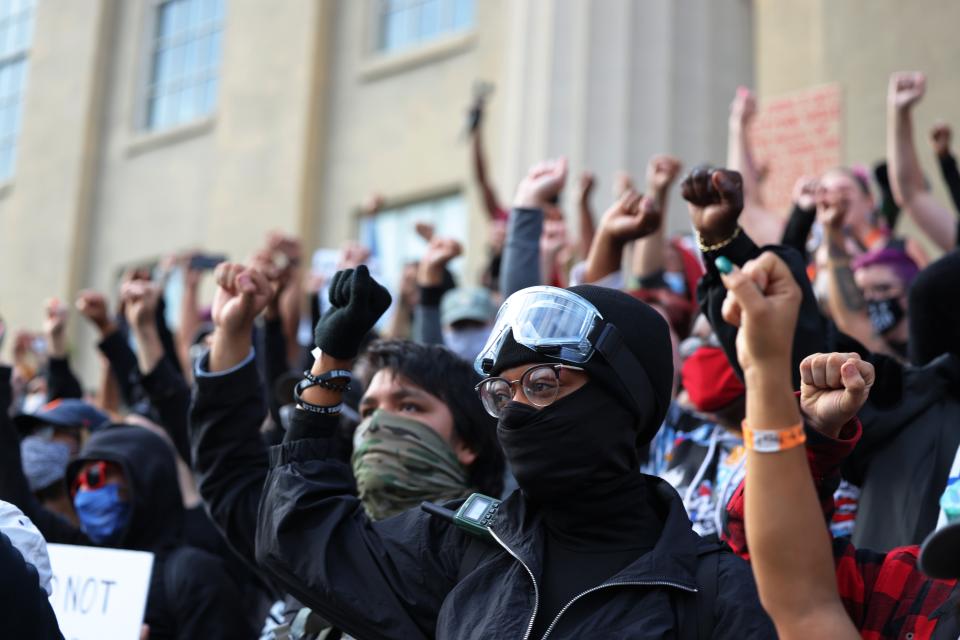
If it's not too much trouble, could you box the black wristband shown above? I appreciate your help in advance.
[302,369,352,393]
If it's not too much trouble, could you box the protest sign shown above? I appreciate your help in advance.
[47,544,154,640]
[750,83,843,214]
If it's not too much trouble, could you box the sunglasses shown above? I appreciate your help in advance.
[72,461,113,495]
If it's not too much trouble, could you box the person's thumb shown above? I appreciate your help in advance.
[719,262,766,319]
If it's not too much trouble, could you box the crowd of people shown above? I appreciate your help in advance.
[1,69,959,639]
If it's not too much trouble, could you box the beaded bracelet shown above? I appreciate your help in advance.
[741,421,806,453]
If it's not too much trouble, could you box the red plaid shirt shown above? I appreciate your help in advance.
[723,418,959,640]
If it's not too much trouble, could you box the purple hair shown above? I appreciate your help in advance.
[852,247,920,286]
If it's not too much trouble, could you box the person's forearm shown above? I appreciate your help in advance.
[177,286,201,376]
[584,229,626,284]
[743,367,848,635]
[209,328,254,373]
[132,325,165,375]
[472,126,501,218]
[95,359,121,413]
[888,108,926,205]
[577,198,595,260]
[728,121,762,206]
[279,274,303,367]
[823,232,889,353]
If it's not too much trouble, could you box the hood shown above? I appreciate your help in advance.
[66,424,184,552]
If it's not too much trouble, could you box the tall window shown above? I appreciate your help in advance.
[361,193,467,292]
[377,0,474,54]
[145,0,224,131]
[0,0,35,181]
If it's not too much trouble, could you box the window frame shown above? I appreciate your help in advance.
[0,0,36,182]
[139,0,225,133]
[372,0,475,56]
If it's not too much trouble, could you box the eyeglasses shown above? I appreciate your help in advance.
[72,461,109,495]
[475,364,585,418]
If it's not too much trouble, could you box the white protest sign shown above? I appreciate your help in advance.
[47,544,154,640]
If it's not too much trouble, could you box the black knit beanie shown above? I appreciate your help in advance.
[489,285,673,444]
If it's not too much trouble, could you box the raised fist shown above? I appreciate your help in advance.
[888,71,926,111]
[719,252,802,374]
[75,291,114,335]
[791,175,819,211]
[417,237,462,286]
[599,190,662,243]
[314,265,392,360]
[729,87,757,128]
[43,299,68,357]
[799,352,874,438]
[120,280,162,331]
[815,183,849,231]
[211,263,272,337]
[681,167,744,247]
[513,157,568,210]
[577,172,596,202]
[646,155,683,194]
[931,122,952,157]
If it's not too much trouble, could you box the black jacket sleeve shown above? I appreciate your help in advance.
[412,285,447,346]
[500,208,543,299]
[0,367,88,545]
[141,357,192,464]
[255,409,467,640]
[260,317,291,427]
[779,204,816,264]
[46,356,83,400]
[696,231,830,389]
[167,547,259,640]
[188,355,270,570]
[0,532,64,640]
[938,152,960,215]
[98,329,146,409]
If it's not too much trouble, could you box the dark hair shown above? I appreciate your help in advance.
[356,339,505,497]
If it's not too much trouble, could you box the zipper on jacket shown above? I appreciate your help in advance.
[487,527,540,640]
[539,578,698,640]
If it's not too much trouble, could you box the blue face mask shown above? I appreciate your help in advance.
[73,484,131,545]
[663,271,687,296]
[444,326,491,362]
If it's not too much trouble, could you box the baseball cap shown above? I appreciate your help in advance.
[14,398,111,437]
[440,287,496,327]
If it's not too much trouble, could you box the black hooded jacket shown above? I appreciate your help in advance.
[60,425,256,639]
[254,405,774,639]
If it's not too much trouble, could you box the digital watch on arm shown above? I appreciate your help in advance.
[421,493,501,540]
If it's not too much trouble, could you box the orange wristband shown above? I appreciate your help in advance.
[741,421,806,453]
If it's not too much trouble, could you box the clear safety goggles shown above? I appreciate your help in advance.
[474,286,650,416]
[474,287,603,375]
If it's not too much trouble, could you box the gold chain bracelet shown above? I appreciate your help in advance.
[697,226,741,253]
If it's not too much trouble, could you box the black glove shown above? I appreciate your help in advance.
[314,265,392,360]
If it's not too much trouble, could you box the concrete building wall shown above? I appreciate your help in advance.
[2,0,752,383]
[754,0,960,224]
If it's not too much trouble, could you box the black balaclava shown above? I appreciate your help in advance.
[491,286,673,546]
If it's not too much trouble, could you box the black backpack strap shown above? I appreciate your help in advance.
[675,538,724,640]
[694,544,720,640]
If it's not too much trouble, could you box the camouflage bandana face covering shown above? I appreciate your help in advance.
[352,410,472,520]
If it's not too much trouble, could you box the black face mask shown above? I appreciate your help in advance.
[867,296,905,336]
[497,382,639,507]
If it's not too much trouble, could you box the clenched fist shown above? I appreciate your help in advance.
[681,167,744,247]
[799,352,874,439]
